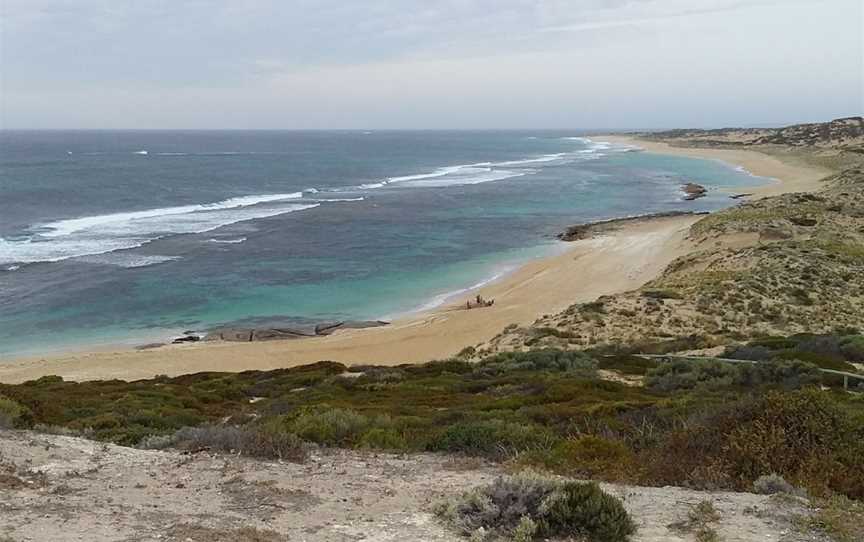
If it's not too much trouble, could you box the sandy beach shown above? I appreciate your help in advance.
[600,135,833,197]
[0,138,830,384]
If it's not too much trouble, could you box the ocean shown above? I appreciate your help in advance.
[0,130,768,356]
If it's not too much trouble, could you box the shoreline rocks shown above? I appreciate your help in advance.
[203,320,390,342]
[557,211,707,241]
[681,182,707,200]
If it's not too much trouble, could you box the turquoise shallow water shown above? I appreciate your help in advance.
[0,131,768,357]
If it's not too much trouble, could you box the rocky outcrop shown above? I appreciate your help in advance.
[681,183,707,201]
[557,211,705,241]
[314,321,389,335]
[171,335,201,344]
[204,321,389,342]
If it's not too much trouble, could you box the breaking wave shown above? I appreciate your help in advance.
[0,195,318,266]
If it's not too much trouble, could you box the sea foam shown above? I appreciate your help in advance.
[40,192,304,238]
[75,253,181,268]
[0,197,318,265]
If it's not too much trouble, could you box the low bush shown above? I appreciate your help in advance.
[357,428,408,451]
[729,333,864,367]
[289,408,373,446]
[839,335,864,362]
[3,343,862,500]
[436,473,635,542]
[722,389,864,497]
[643,389,864,497]
[168,424,308,462]
[594,335,715,356]
[0,395,30,429]
[530,436,637,481]
[645,359,821,391]
[472,349,596,377]
[646,360,739,391]
[596,355,658,376]
[641,289,683,300]
[752,473,796,495]
[428,420,554,459]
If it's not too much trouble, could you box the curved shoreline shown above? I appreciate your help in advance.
[597,135,832,197]
[0,139,831,383]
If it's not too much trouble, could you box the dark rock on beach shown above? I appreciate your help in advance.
[314,321,390,336]
[681,182,707,200]
[204,320,390,342]
[557,211,707,241]
[171,335,201,344]
[788,216,818,227]
[135,342,166,350]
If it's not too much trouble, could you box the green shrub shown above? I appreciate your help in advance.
[722,389,864,496]
[289,408,372,446]
[428,420,553,459]
[0,395,30,429]
[774,351,857,372]
[646,359,821,391]
[539,481,636,542]
[473,349,596,377]
[436,473,635,542]
[536,436,637,480]
[595,335,714,356]
[752,473,796,495]
[646,360,739,391]
[357,428,408,451]
[840,335,864,362]
[734,333,864,366]
[596,355,658,376]
[169,424,308,462]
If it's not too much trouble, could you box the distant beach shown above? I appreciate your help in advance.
[599,135,833,197]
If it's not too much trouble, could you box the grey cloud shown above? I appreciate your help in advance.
[1,0,860,128]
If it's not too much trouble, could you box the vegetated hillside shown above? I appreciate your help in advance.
[484,165,864,356]
[2,344,863,498]
[1,344,863,540]
[644,116,864,152]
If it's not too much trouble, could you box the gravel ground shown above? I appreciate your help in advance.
[0,429,829,542]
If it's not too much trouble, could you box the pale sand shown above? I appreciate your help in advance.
[0,137,830,383]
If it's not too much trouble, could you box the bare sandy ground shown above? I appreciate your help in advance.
[0,138,830,384]
[0,429,828,542]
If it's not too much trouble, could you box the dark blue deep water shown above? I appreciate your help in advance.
[0,130,769,356]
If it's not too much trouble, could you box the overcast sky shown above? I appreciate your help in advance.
[1,0,861,129]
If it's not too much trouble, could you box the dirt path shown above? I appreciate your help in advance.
[0,430,827,542]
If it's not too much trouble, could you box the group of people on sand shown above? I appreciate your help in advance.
[466,294,494,310]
